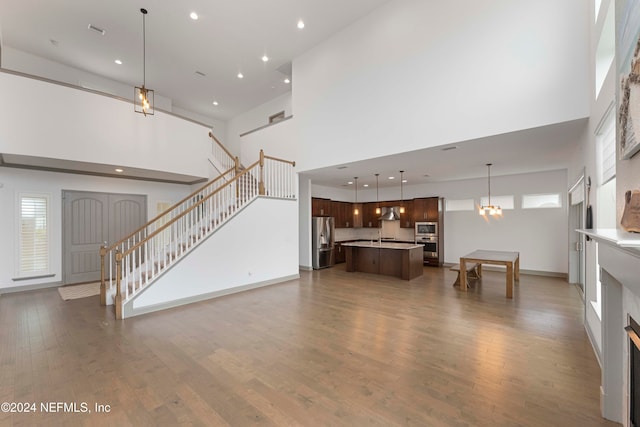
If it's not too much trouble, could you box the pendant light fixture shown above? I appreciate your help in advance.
[479,163,502,216]
[375,174,381,215]
[353,177,359,215]
[399,171,405,214]
[134,8,154,116]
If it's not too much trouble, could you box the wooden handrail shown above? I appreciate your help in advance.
[105,167,235,252]
[121,160,261,258]
[208,131,236,163]
[263,154,296,167]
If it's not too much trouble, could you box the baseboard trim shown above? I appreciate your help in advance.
[299,265,313,271]
[442,263,567,279]
[0,280,62,295]
[124,274,300,318]
[585,321,602,368]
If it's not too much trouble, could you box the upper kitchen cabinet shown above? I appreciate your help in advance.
[399,200,414,228]
[332,200,355,228]
[413,197,439,222]
[362,202,380,228]
[312,198,332,217]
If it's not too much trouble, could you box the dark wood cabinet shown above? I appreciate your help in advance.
[399,200,414,228]
[335,241,346,263]
[362,202,380,228]
[413,197,439,222]
[331,201,355,228]
[426,197,439,221]
[312,198,332,217]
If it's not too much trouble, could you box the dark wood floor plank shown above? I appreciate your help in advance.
[0,265,619,426]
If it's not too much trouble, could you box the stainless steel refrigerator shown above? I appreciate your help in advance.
[312,217,335,269]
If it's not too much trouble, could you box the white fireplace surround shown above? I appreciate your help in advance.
[580,228,640,426]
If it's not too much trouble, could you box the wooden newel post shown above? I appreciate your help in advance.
[115,250,123,319]
[259,149,266,195]
[99,241,107,306]
[234,156,240,174]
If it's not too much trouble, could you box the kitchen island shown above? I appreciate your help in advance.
[342,241,424,280]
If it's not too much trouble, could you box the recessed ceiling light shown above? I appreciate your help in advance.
[237,72,244,79]
[347,181,353,185]
[262,55,269,62]
[114,59,122,65]
[115,168,124,173]
[284,78,291,84]
[363,184,369,187]
[402,179,408,183]
[297,19,305,29]
[190,12,199,20]
[388,176,395,180]
[212,101,219,106]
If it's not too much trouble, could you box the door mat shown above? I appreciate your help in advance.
[58,282,100,300]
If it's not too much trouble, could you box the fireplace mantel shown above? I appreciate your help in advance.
[580,228,640,249]
[578,228,640,425]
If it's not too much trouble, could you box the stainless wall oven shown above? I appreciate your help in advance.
[415,235,438,259]
[415,221,438,262]
[415,221,437,236]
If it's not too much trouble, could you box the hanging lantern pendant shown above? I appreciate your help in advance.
[135,8,154,116]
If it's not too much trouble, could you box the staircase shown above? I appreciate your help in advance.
[100,133,296,319]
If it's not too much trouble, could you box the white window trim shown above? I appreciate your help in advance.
[15,192,52,279]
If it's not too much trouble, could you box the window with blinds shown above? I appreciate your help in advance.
[19,194,50,276]
[597,105,616,185]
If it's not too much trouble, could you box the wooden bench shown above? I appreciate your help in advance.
[450,263,480,287]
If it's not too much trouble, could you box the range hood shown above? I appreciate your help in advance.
[379,206,401,221]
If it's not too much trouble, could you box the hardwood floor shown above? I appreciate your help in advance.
[0,265,620,426]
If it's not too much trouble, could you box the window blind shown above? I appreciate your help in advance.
[19,195,49,274]
[598,107,616,185]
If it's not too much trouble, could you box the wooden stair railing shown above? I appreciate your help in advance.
[110,150,296,319]
[209,131,240,173]
[99,166,236,305]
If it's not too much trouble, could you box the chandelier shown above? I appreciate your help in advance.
[479,163,502,216]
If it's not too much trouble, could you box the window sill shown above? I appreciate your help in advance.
[12,273,56,282]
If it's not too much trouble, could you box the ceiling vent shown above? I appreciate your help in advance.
[87,24,105,35]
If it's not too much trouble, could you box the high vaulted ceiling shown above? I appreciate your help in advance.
[0,1,590,187]
[0,0,391,120]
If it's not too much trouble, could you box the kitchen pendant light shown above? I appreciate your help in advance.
[399,171,405,214]
[353,177,359,215]
[479,163,502,216]
[375,174,381,215]
[134,8,154,116]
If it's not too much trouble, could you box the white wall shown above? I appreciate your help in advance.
[227,92,292,156]
[240,117,298,167]
[0,71,211,179]
[131,197,299,310]
[0,167,192,289]
[293,0,590,172]
[3,46,226,128]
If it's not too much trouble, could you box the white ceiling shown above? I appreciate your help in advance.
[0,0,391,120]
[302,119,588,189]
[0,1,589,187]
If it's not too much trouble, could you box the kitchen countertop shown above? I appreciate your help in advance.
[341,241,423,250]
